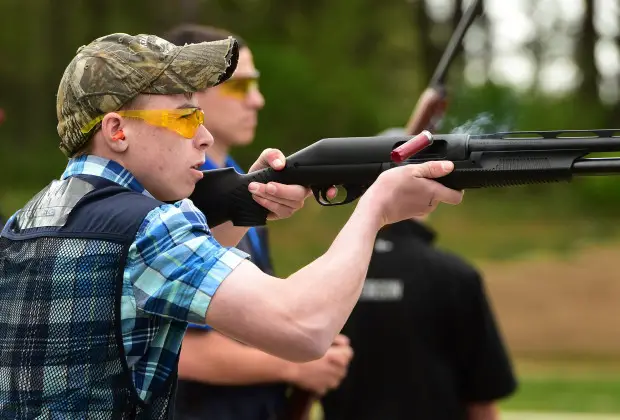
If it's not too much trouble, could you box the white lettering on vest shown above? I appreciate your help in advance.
[360,278,404,301]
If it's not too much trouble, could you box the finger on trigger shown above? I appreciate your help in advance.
[326,186,338,200]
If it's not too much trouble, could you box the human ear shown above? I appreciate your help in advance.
[101,113,129,153]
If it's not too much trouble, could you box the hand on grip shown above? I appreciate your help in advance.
[246,148,336,222]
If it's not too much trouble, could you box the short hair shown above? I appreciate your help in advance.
[162,23,247,49]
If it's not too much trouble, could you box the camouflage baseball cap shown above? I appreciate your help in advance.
[56,32,239,157]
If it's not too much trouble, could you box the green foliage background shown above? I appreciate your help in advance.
[1,0,619,215]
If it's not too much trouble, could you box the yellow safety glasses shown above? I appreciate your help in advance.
[81,108,205,139]
[218,77,260,100]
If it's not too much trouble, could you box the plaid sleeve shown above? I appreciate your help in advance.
[124,199,249,324]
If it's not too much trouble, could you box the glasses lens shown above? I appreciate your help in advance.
[173,109,203,138]
[194,109,204,125]
[220,78,258,99]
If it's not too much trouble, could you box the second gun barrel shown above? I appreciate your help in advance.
[572,158,620,175]
[469,137,620,153]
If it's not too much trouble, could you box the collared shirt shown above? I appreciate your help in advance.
[188,156,272,335]
[200,156,268,270]
[61,155,249,400]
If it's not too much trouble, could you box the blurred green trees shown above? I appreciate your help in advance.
[1,0,619,217]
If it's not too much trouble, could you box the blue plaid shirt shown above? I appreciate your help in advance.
[61,155,249,400]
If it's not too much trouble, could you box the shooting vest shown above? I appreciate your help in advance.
[0,175,177,419]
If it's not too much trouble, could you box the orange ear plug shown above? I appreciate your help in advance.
[111,130,125,141]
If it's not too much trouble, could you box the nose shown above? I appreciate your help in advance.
[246,87,265,110]
[194,125,214,151]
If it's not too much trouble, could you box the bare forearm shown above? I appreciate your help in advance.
[468,402,500,420]
[207,196,382,361]
[281,197,382,351]
[178,331,294,385]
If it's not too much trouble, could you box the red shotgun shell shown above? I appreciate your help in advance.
[390,130,433,163]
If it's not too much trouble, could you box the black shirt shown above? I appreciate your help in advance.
[173,226,289,420]
[321,220,517,420]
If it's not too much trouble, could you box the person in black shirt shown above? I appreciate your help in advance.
[321,214,517,420]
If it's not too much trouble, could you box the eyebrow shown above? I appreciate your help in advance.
[230,70,261,80]
[176,103,200,110]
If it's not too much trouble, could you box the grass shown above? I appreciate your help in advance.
[311,372,620,419]
[503,375,620,414]
[498,355,620,414]
[502,413,620,419]
[308,357,620,418]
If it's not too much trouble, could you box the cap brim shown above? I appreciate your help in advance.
[144,37,239,95]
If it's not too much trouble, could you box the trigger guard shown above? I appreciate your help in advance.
[341,184,365,204]
[311,187,332,206]
[311,185,367,206]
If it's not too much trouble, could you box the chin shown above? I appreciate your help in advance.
[174,186,195,202]
[233,132,256,146]
[185,181,199,199]
[158,185,193,203]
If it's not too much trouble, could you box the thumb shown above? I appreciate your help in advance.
[249,148,285,172]
[410,160,454,179]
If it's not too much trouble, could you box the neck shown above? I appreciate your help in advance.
[206,140,230,168]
